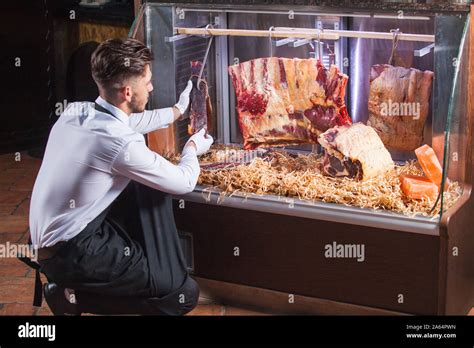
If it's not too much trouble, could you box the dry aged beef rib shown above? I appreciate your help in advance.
[188,61,213,135]
[228,57,352,149]
[367,64,434,151]
[318,123,394,181]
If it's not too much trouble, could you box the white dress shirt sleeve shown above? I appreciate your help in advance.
[128,107,175,134]
[111,140,200,195]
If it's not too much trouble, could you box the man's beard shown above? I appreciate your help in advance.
[129,94,148,113]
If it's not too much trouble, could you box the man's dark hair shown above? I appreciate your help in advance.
[91,38,153,89]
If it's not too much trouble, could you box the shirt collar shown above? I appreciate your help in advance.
[95,96,130,126]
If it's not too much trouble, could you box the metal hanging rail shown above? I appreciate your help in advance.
[175,27,435,43]
[175,7,432,21]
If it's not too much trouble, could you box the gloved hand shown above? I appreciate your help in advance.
[174,80,193,115]
[185,129,213,156]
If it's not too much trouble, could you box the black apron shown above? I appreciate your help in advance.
[19,103,189,308]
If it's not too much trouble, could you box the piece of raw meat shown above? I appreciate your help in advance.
[228,57,352,150]
[317,123,394,181]
[367,64,434,151]
[188,61,212,135]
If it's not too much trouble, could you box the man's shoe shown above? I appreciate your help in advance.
[43,283,81,316]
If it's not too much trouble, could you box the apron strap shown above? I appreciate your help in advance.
[17,253,43,307]
[17,232,43,307]
[94,102,116,117]
[33,270,43,307]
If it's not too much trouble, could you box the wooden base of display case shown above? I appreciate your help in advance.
[173,197,474,315]
[194,277,408,315]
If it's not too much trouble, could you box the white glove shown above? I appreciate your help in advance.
[185,129,213,156]
[174,80,193,115]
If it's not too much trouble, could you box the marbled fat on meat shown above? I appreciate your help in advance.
[228,57,352,149]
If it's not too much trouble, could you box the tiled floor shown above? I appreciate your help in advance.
[0,151,472,316]
[0,151,270,316]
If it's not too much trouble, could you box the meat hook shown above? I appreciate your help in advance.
[197,23,214,87]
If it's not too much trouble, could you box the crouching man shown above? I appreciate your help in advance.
[28,38,213,315]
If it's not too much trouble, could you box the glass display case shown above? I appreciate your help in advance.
[131,1,474,315]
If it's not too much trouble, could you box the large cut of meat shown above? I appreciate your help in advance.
[367,64,434,151]
[188,61,212,135]
[228,57,352,149]
[318,123,394,181]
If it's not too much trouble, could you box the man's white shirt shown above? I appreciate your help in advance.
[29,97,200,248]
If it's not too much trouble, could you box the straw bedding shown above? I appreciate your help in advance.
[165,145,461,217]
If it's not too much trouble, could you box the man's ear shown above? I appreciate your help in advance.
[120,85,133,103]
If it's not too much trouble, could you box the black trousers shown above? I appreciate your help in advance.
[38,181,199,315]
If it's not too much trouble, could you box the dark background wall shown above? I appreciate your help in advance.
[0,0,134,155]
[0,1,56,154]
